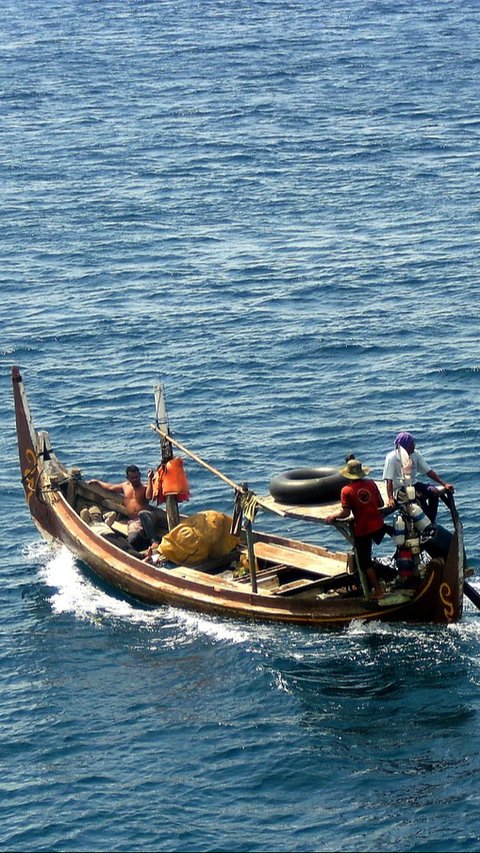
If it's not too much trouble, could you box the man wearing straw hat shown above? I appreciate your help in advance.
[325,458,388,599]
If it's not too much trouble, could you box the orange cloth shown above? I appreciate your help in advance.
[151,457,190,504]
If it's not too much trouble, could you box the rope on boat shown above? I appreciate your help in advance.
[240,489,260,522]
[21,460,48,503]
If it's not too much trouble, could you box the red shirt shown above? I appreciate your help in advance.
[340,479,384,536]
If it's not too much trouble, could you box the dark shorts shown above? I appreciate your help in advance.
[355,526,386,573]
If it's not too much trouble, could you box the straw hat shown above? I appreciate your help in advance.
[340,458,370,479]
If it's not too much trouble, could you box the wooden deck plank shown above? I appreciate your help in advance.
[274,572,355,597]
[253,540,348,576]
[258,479,388,523]
[167,566,243,589]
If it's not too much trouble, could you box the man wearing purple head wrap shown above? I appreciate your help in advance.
[395,432,416,454]
[383,432,454,522]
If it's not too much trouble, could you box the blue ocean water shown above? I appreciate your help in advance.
[2,0,480,850]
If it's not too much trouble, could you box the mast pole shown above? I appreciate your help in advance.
[151,421,258,593]
[154,383,180,531]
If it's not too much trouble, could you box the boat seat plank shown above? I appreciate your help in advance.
[253,541,347,577]
[167,566,242,589]
[236,565,287,584]
[274,572,357,597]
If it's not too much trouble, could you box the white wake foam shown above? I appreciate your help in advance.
[27,541,254,645]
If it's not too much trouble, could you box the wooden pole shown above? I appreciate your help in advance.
[335,521,369,596]
[244,519,258,594]
[151,423,259,591]
[153,386,180,531]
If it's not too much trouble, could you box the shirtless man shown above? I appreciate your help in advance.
[88,465,159,550]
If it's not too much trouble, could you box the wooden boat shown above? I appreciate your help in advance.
[12,365,469,627]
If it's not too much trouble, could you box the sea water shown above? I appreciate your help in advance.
[2,1,480,851]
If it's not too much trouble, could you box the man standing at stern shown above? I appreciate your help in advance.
[325,458,388,599]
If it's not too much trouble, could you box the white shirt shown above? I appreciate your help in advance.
[382,448,430,494]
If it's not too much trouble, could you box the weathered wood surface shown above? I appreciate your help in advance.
[258,479,388,523]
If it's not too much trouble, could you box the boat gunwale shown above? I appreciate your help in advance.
[34,471,455,626]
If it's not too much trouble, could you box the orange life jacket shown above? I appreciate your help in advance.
[151,456,190,504]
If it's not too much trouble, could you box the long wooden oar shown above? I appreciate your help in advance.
[150,424,241,491]
[464,580,480,610]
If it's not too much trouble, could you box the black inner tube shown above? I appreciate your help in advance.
[269,467,349,505]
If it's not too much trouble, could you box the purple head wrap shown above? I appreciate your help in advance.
[395,431,416,453]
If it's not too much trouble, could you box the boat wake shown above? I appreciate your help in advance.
[24,541,480,667]
[27,542,255,646]
[28,543,160,626]
[166,607,253,645]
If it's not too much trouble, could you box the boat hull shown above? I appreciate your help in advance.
[12,367,465,627]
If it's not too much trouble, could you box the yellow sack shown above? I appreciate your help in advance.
[159,511,239,566]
